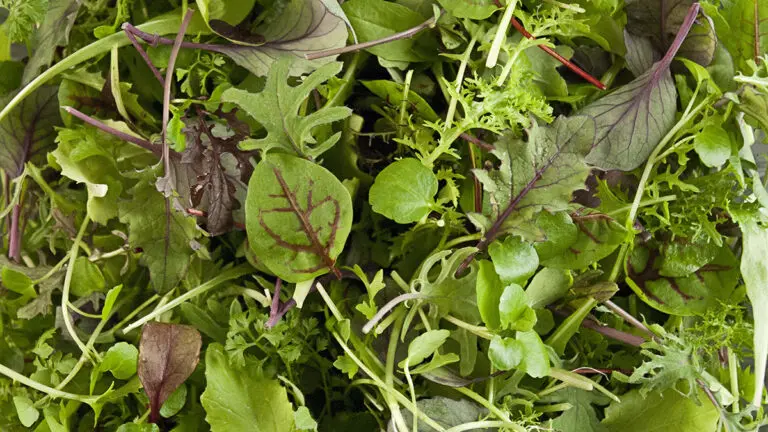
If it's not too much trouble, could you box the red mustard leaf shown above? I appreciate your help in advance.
[138,322,202,423]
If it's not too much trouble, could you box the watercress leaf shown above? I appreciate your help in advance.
[119,171,199,293]
[436,0,499,20]
[488,336,523,370]
[547,388,610,432]
[736,217,768,406]
[0,85,60,178]
[476,260,503,330]
[399,329,451,368]
[602,388,718,432]
[517,330,550,378]
[341,0,436,62]
[101,342,138,380]
[222,59,352,159]
[211,0,347,77]
[694,124,731,168]
[626,243,740,316]
[488,235,539,285]
[499,283,537,332]
[138,322,202,422]
[245,153,353,283]
[369,158,437,224]
[22,0,81,84]
[13,395,39,427]
[526,267,573,309]
[540,214,626,270]
[201,344,295,432]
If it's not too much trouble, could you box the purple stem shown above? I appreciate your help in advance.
[266,278,284,328]
[63,107,163,158]
[122,25,165,86]
[659,3,701,69]
[8,204,21,262]
[122,22,225,52]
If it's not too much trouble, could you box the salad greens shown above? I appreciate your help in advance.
[1,0,768,431]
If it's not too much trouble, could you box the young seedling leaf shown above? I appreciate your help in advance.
[369,158,438,224]
[222,59,352,159]
[245,153,353,283]
[138,322,202,424]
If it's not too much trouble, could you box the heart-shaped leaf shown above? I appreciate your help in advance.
[246,154,353,283]
[138,322,202,423]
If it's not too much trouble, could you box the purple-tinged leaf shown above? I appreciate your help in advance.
[0,86,60,178]
[138,322,202,424]
[246,153,353,283]
[583,3,702,171]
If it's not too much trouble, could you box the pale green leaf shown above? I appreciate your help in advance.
[369,158,438,224]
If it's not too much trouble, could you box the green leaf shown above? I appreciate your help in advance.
[102,285,122,320]
[526,267,572,309]
[499,284,537,332]
[101,342,138,380]
[333,354,359,379]
[361,80,439,121]
[409,353,460,375]
[341,0,435,62]
[0,85,60,178]
[201,344,295,432]
[737,217,768,406]
[517,330,550,378]
[628,333,699,399]
[694,124,731,168]
[1,267,35,297]
[540,214,627,270]
[195,0,257,43]
[476,260,503,330]
[414,247,482,323]
[488,235,539,285]
[294,406,318,431]
[118,171,199,293]
[436,0,499,19]
[602,388,718,432]
[22,0,81,84]
[626,243,740,316]
[139,322,202,422]
[13,395,39,427]
[533,211,579,262]
[399,329,451,368]
[246,154,353,283]
[395,397,486,432]
[222,59,352,159]
[547,388,609,432]
[211,0,348,77]
[720,0,768,71]
[488,335,523,370]
[369,158,438,224]
[474,116,594,235]
[160,384,187,418]
[70,256,106,297]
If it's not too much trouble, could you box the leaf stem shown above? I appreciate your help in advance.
[445,36,477,129]
[362,293,429,334]
[8,203,21,262]
[61,214,101,363]
[123,25,165,85]
[305,13,441,61]
[266,278,283,328]
[316,282,344,323]
[603,300,655,338]
[0,363,97,404]
[442,315,493,340]
[509,18,605,90]
[122,264,251,333]
[486,0,518,68]
[728,348,740,413]
[63,107,161,157]
[385,312,410,432]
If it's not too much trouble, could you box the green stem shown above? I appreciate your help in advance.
[325,52,367,108]
[606,195,677,218]
[446,421,524,432]
[729,349,740,414]
[316,282,344,322]
[0,363,97,404]
[546,298,598,355]
[122,264,251,333]
[486,0,518,68]
[386,312,409,432]
[454,386,511,422]
[443,315,493,340]
[445,36,477,129]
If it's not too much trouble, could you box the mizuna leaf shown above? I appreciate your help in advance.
[0,85,60,178]
[209,0,347,77]
[468,115,595,265]
[22,0,82,85]
[245,153,353,283]
[138,322,202,424]
[582,3,701,171]
[221,59,352,159]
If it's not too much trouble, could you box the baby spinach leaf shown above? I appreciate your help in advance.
[201,344,295,432]
[583,3,701,171]
[245,153,353,283]
[369,158,437,224]
[222,59,351,159]
[694,124,731,168]
[0,85,60,178]
[489,336,523,370]
[211,0,348,77]
[138,322,202,423]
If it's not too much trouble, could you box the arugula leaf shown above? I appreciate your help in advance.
[222,59,351,159]
[201,344,295,432]
[245,153,353,282]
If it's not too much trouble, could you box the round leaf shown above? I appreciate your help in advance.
[101,342,138,380]
[499,284,537,332]
[489,235,539,285]
[694,124,731,168]
[246,154,353,283]
[488,336,523,370]
[369,158,437,224]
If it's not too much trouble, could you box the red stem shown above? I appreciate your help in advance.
[186,208,246,231]
[8,204,21,262]
[509,18,606,90]
[266,278,284,328]
[63,107,163,157]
